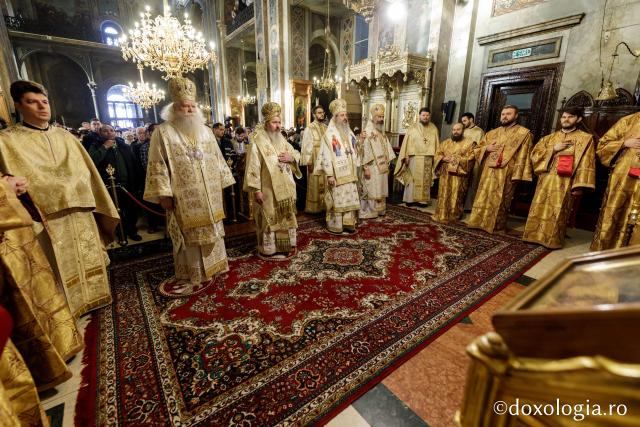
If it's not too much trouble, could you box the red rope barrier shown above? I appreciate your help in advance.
[117,186,167,217]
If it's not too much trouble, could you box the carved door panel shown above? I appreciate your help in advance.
[490,83,545,142]
[477,63,564,217]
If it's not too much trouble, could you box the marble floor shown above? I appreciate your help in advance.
[41,202,595,427]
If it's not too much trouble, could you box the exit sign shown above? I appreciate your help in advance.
[512,48,532,59]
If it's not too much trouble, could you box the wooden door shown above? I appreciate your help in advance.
[476,63,564,216]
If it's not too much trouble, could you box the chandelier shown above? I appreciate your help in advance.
[343,0,380,23]
[237,39,256,105]
[313,0,342,93]
[124,67,165,109]
[119,5,217,80]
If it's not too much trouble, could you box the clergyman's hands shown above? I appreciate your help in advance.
[278,152,293,163]
[103,139,116,149]
[2,175,28,196]
[255,191,265,205]
[623,137,640,149]
[159,196,174,210]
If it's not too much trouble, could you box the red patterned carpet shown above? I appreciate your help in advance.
[76,206,547,426]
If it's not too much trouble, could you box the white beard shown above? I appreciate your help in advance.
[160,102,206,138]
[267,130,282,145]
[375,122,385,133]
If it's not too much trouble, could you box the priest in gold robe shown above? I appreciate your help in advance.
[144,78,235,285]
[433,123,476,223]
[0,80,119,319]
[467,105,533,233]
[394,107,439,206]
[0,179,75,426]
[316,99,362,234]
[0,176,83,392]
[591,112,640,250]
[523,108,596,249]
[244,102,301,258]
[300,105,328,213]
[461,112,485,211]
[359,104,395,219]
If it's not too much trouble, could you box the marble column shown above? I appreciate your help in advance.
[253,0,269,119]
[216,20,230,122]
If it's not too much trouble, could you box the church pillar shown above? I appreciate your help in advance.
[264,0,292,127]
[0,10,19,123]
[216,20,230,122]
[253,0,269,120]
[202,0,221,121]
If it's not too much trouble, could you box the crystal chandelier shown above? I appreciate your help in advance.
[124,67,165,109]
[119,5,218,80]
[237,39,256,105]
[313,0,342,93]
[343,0,380,23]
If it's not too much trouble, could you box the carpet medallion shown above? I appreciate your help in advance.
[78,206,547,426]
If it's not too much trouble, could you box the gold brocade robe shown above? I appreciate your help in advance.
[300,121,328,213]
[433,137,476,223]
[361,122,396,201]
[523,130,596,249]
[0,124,119,318]
[394,122,439,203]
[467,124,533,233]
[463,126,485,210]
[591,112,640,250]
[144,123,235,281]
[244,129,301,252]
[0,340,49,427]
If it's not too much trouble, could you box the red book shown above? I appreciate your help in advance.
[629,167,640,178]
[557,154,574,177]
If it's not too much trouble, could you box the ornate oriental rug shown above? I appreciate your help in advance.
[76,206,547,426]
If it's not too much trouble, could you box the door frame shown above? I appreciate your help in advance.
[476,63,564,139]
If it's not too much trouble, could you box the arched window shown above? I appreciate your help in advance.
[101,21,122,46]
[106,85,143,129]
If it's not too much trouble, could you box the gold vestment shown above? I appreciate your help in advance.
[591,112,640,250]
[300,121,328,213]
[433,137,476,223]
[394,122,439,204]
[463,125,485,210]
[467,124,533,233]
[523,129,596,249]
[144,123,235,282]
[316,122,360,233]
[0,124,118,318]
[244,128,301,254]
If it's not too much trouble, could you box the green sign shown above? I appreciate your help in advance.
[512,48,532,59]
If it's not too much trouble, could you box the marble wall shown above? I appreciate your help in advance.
[449,0,640,137]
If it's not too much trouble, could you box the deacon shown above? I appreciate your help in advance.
[300,105,328,213]
[433,123,476,223]
[359,103,395,218]
[0,176,82,393]
[467,105,533,233]
[523,108,595,249]
[316,99,362,234]
[591,111,640,250]
[0,80,119,318]
[244,102,301,258]
[394,107,439,206]
[460,112,485,211]
[144,78,235,285]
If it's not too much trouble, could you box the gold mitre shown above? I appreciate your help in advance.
[262,102,282,122]
[329,98,347,115]
[168,77,196,103]
[370,103,385,117]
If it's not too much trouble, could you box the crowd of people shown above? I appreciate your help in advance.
[1,75,639,424]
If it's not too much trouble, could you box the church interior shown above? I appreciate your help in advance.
[1,0,640,426]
